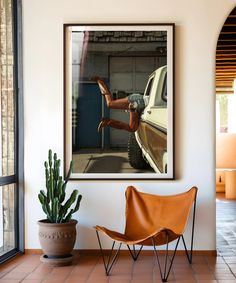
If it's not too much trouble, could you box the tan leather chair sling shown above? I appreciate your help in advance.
[95,186,198,282]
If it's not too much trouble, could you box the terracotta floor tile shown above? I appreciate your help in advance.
[42,273,70,282]
[109,273,131,279]
[66,279,87,283]
[194,273,216,280]
[21,280,42,283]
[192,268,213,274]
[0,280,20,283]
[11,266,37,273]
[87,278,109,283]
[70,267,93,276]
[24,272,49,280]
[0,263,18,274]
[33,264,53,274]
[130,279,153,283]
[1,271,29,280]
[42,276,69,283]
[174,273,195,279]
[109,278,131,283]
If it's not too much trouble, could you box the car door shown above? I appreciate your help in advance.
[141,66,167,172]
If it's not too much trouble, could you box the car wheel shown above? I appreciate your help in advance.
[128,133,147,169]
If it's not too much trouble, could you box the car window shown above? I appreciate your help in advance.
[144,77,154,96]
[162,73,167,102]
[154,72,167,107]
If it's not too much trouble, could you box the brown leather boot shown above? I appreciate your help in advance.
[97,118,110,132]
[91,76,112,105]
[97,118,137,132]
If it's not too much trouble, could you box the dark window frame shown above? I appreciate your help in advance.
[0,0,24,264]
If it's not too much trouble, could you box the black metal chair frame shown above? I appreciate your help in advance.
[96,195,197,282]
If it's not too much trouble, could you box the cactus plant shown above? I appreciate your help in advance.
[38,149,82,223]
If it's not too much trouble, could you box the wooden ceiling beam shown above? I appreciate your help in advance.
[216,50,236,53]
[215,8,236,94]
[216,80,233,83]
[216,73,236,76]
[216,56,236,60]
[216,71,236,74]
[216,65,236,69]
[216,91,234,94]
[216,61,236,65]
[216,69,236,72]
[216,83,233,87]
[216,79,234,82]
[216,58,236,62]
[216,77,236,80]
[216,53,236,56]
[220,32,236,35]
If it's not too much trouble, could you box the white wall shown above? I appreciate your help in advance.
[23,0,236,250]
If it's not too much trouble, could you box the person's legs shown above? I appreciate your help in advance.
[107,97,130,109]
[98,112,140,132]
[92,77,130,109]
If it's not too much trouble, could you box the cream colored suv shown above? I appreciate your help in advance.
[128,66,167,173]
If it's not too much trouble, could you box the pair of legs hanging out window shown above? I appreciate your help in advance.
[92,77,145,132]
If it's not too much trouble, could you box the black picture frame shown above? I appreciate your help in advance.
[64,23,175,180]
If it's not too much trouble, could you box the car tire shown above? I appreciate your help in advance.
[128,133,147,169]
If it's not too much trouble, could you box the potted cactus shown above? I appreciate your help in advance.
[38,149,82,266]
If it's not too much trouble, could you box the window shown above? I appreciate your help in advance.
[216,94,236,133]
[144,76,154,97]
[154,72,167,107]
[0,0,24,262]
[162,73,167,102]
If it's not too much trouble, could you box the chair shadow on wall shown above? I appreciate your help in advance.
[94,186,198,282]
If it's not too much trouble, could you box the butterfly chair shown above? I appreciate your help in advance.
[95,186,198,282]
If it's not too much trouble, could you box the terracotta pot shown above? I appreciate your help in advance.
[38,219,77,257]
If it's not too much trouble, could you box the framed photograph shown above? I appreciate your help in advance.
[64,24,174,180]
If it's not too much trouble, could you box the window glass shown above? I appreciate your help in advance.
[154,72,167,107]
[0,0,15,176]
[216,95,228,133]
[144,77,154,97]
[162,73,167,102]
[0,0,20,262]
[0,184,15,256]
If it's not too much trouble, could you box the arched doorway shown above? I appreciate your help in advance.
[216,6,236,256]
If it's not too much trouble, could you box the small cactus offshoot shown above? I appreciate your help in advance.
[38,149,82,223]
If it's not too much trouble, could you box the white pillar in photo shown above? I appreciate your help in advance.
[228,79,236,133]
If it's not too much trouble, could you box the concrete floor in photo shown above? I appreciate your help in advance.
[72,149,154,174]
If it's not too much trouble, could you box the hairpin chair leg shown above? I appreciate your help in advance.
[182,235,192,264]
[127,244,143,261]
[96,230,122,276]
[182,196,197,264]
[152,235,180,282]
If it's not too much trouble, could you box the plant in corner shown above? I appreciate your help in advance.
[37,149,82,266]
